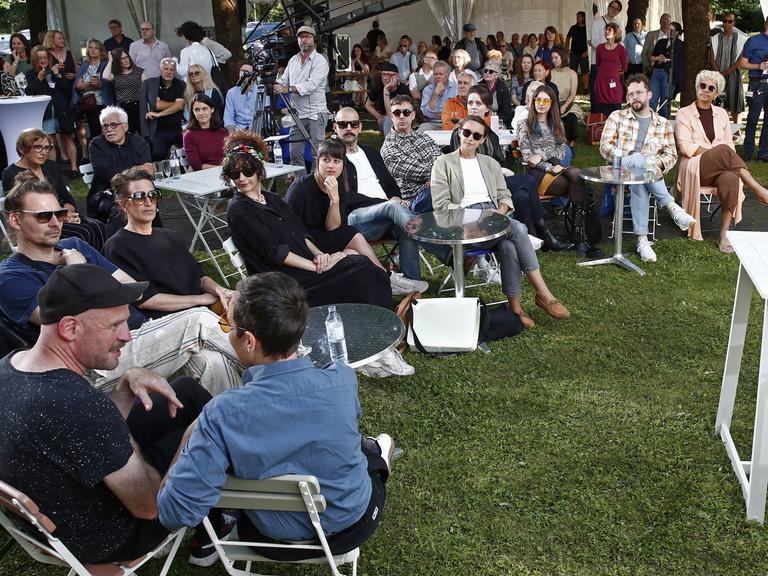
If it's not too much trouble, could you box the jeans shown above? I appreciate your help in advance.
[650,68,671,118]
[623,153,674,235]
[289,114,327,171]
[348,200,423,280]
[743,80,768,161]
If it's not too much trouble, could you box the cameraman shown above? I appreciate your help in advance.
[273,25,329,169]
[224,63,260,132]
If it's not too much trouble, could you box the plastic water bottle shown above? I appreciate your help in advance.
[490,113,500,134]
[613,148,623,170]
[644,140,658,182]
[273,141,283,167]
[325,305,348,364]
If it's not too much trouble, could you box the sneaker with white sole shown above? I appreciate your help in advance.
[375,433,396,474]
[389,272,429,295]
[636,239,657,262]
[670,205,696,231]
[357,350,415,378]
[188,512,238,567]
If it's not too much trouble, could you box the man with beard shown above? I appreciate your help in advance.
[599,74,694,263]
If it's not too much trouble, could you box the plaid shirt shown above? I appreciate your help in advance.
[380,129,443,201]
[599,107,678,173]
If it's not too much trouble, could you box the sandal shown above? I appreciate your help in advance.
[718,237,735,254]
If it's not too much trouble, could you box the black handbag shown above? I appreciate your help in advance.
[77,93,97,113]
[479,301,524,341]
[206,47,229,96]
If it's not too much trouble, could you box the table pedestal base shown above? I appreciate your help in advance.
[578,253,645,276]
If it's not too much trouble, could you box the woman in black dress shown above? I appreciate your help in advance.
[223,131,392,309]
[285,138,387,270]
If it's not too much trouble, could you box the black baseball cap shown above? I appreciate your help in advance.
[38,264,149,325]
[377,62,399,73]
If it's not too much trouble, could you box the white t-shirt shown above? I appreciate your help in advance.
[346,148,387,200]
[459,157,492,207]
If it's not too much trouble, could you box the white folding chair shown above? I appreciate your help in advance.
[0,480,185,576]
[79,163,94,185]
[223,237,247,282]
[0,198,16,253]
[174,148,190,173]
[203,475,359,576]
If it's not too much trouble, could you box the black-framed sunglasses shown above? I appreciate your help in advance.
[126,190,161,203]
[724,19,735,23]
[14,208,69,223]
[482,69,497,75]
[461,128,484,141]
[392,109,413,117]
[227,166,258,179]
[698,82,717,92]
[336,120,361,129]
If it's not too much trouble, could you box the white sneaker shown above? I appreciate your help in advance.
[375,433,396,473]
[390,272,429,295]
[482,258,503,285]
[636,239,657,262]
[669,205,696,231]
[357,350,415,378]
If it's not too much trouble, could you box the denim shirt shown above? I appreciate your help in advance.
[158,357,371,540]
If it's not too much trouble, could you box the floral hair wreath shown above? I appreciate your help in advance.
[225,143,264,162]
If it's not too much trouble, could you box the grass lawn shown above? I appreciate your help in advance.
[2,123,768,575]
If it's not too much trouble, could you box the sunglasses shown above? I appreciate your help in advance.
[101,122,124,130]
[14,208,69,223]
[218,312,244,334]
[392,109,413,117]
[724,19,735,23]
[482,69,497,74]
[336,120,360,129]
[127,190,161,203]
[399,44,409,48]
[698,82,717,92]
[30,144,54,153]
[189,70,202,76]
[534,98,552,105]
[227,166,258,179]
[461,128,484,141]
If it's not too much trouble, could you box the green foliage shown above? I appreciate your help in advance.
[250,1,285,24]
[0,0,27,34]
[710,0,764,32]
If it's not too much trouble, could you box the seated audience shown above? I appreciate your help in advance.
[675,70,768,252]
[158,271,397,558]
[183,63,224,120]
[0,263,232,567]
[382,95,444,211]
[224,62,258,132]
[2,129,107,250]
[350,43,370,106]
[517,85,602,257]
[511,53,535,107]
[449,48,479,83]
[364,62,410,135]
[101,49,144,133]
[103,167,232,318]
[600,73,695,263]
[419,60,457,131]
[389,35,417,82]
[182,93,228,170]
[0,177,242,394]
[139,57,186,161]
[441,71,475,129]
[431,115,570,328]
[521,60,560,106]
[88,105,154,232]
[479,60,513,127]
[408,49,436,102]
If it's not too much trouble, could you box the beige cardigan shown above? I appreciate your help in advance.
[674,102,743,240]
[430,149,513,212]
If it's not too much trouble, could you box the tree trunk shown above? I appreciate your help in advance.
[211,0,246,84]
[680,0,710,106]
[626,0,650,32]
[27,0,47,45]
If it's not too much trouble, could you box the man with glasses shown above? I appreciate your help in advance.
[641,13,671,75]
[408,49,436,102]
[0,175,243,397]
[364,62,410,135]
[88,106,153,230]
[104,19,133,53]
[710,13,746,126]
[390,36,417,83]
[224,63,259,132]
[738,15,768,161]
[589,1,623,99]
[418,60,457,131]
[129,21,171,79]
[381,95,443,212]
[599,73,694,263]
[140,58,186,161]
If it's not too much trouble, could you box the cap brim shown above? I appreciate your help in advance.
[90,280,150,310]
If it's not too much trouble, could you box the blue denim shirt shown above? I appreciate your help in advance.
[157,357,371,540]
[420,80,458,120]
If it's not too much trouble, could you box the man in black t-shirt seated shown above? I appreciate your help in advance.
[364,62,411,135]
[103,167,233,318]
[139,57,186,161]
[0,264,234,567]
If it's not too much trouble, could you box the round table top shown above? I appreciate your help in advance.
[0,95,52,105]
[303,303,404,369]
[580,165,662,186]
[406,208,511,246]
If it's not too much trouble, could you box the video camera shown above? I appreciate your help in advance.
[237,33,290,93]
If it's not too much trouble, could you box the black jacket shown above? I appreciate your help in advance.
[24,69,76,133]
[481,79,514,127]
[344,143,401,214]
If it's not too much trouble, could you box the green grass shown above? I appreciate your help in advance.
[4,126,768,576]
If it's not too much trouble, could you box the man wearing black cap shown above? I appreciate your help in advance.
[0,263,235,566]
[454,23,488,73]
[364,62,410,135]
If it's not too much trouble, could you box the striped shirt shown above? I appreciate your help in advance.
[599,107,677,173]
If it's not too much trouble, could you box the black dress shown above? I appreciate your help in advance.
[284,174,359,253]
[227,191,392,309]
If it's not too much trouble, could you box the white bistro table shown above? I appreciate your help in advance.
[715,230,768,523]
[0,95,51,165]
[155,163,304,285]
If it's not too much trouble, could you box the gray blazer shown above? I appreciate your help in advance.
[641,29,663,72]
[430,149,513,212]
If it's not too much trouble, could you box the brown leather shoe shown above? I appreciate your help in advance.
[519,310,535,329]
[535,294,570,319]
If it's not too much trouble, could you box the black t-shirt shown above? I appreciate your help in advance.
[567,24,587,55]
[0,355,135,562]
[2,160,76,208]
[103,227,204,316]
[157,78,185,131]
[366,81,410,115]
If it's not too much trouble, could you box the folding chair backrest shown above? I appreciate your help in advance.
[79,163,94,185]
[216,475,326,513]
[0,197,17,253]
[222,237,247,280]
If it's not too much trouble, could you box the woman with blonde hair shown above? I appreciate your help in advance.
[675,70,768,252]
[183,63,224,121]
[74,39,113,149]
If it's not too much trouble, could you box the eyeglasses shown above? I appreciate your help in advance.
[698,82,717,92]
[218,312,244,334]
[482,69,497,74]
[14,208,69,223]
[724,19,735,23]
[189,70,201,76]
[139,27,152,31]
[399,44,409,48]
[336,120,360,129]
[392,109,413,117]
[227,166,257,179]
[461,128,484,141]
[609,3,620,10]
[126,190,161,203]
[101,122,125,130]
[534,98,552,105]
[30,144,54,153]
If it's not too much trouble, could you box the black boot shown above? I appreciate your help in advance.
[535,219,572,252]
[571,202,593,257]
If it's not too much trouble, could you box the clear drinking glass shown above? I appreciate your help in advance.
[162,160,172,179]
[153,161,164,181]
[297,339,312,357]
